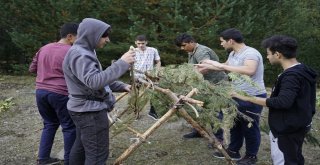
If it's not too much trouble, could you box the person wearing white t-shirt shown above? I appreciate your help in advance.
[196,28,267,165]
[133,34,161,120]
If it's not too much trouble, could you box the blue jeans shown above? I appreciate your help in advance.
[69,109,109,165]
[228,93,267,156]
[36,89,76,165]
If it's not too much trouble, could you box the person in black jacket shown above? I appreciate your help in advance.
[231,35,317,165]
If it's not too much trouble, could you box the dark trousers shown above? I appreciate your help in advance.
[69,109,109,165]
[212,111,224,142]
[228,93,267,156]
[36,89,76,165]
[191,110,224,141]
[278,127,309,165]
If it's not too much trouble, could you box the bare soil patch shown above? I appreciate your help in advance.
[0,75,319,165]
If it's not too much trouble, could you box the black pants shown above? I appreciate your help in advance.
[278,127,310,165]
[69,110,109,165]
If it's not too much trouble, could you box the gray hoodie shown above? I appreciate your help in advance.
[63,18,130,112]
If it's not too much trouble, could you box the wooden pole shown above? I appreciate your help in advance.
[113,79,235,165]
[113,89,197,165]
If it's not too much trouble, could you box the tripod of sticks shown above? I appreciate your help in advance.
[109,78,236,165]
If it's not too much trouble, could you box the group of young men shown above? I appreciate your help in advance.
[30,18,317,165]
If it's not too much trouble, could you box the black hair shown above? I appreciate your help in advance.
[219,28,244,43]
[135,34,147,41]
[60,22,79,38]
[175,33,195,47]
[261,35,298,59]
[101,27,111,38]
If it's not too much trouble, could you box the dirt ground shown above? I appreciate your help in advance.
[0,75,319,165]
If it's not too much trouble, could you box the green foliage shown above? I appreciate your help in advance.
[0,0,319,85]
[317,91,320,109]
[305,131,320,147]
[127,84,151,118]
[0,97,15,113]
[8,64,29,75]
[260,0,320,85]
[149,63,238,131]
[228,72,264,94]
[316,92,320,109]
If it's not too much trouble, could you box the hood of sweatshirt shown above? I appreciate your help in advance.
[74,18,111,50]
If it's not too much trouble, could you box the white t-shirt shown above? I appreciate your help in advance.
[227,46,266,95]
[133,47,160,78]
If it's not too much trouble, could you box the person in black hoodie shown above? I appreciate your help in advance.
[231,35,317,165]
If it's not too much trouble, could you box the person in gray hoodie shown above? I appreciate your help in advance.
[63,18,135,165]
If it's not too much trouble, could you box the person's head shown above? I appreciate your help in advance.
[175,33,196,52]
[135,34,148,50]
[262,35,298,65]
[76,18,111,49]
[219,28,244,51]
[96,27,111,48]
[60,22,79,44]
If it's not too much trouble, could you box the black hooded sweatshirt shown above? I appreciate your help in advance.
[266,63,317,137]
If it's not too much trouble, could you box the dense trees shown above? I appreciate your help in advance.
[0,0,319,85]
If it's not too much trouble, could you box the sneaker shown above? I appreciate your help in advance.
[236,155,257,165]
[212,149,241,160]
[37,157,60,165]
[148,111,159,120]
[183,131,203,138]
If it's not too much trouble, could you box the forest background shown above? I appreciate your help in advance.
[0,0,319,86]
[0,1,320,164]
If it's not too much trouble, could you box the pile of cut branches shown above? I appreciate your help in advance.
[129,63,239,132]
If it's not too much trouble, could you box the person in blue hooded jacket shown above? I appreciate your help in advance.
[231,35,317,165]
[63,18,135,165]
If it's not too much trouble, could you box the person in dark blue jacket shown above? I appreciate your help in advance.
[231,35,317,165]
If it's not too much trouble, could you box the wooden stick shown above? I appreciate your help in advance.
[113,88,197,165]
[126,126,144,139]
[116,92,128,102]
[109,107,130,127]
[113,79,235,165]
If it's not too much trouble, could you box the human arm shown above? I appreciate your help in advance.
[155,60,161,69]
[231,92,267,106]
[154,48,161,69]
[194,62,224,74]
[266,74,300,109]
[193,49,224,74]
[232,74,301,109]
[120,50,136,64]
[29,51,40,73]
[69,50,134,90]
[200,59,258,76]
[110,81,131,92]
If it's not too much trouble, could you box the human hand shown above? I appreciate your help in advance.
[194,62,223,73]
[201,60,224,69]
[230,91,238,98]
[120,50,135,65]
[229,91,249,102]
[194,63,211,74]
[124,85,131,92]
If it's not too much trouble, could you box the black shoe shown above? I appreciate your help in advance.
[236,155,257,165]
[183,131,203,138]
[37,157,60,165]
[212,149,241,160]
[148,111,159,120]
